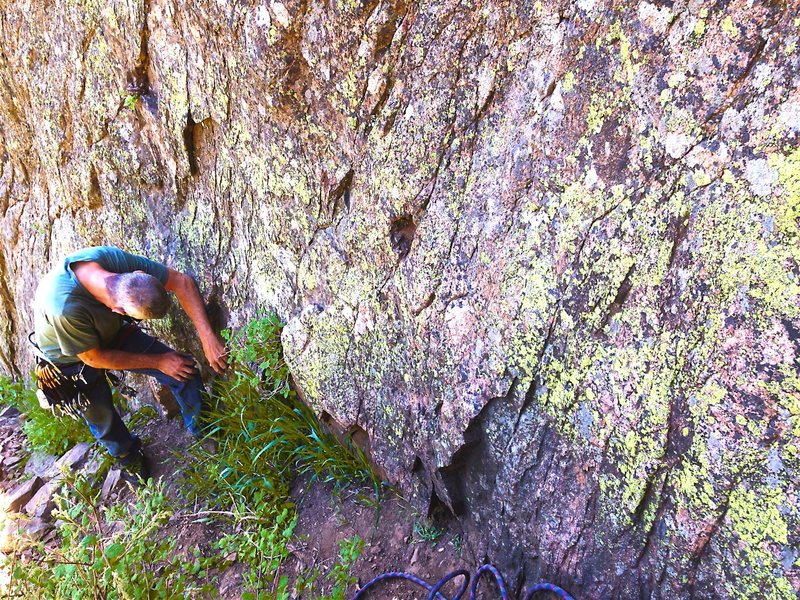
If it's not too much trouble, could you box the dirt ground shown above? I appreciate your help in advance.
[1,408,516,599]
[134,416,478,599]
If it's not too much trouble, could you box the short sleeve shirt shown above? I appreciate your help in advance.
[33,247,169,364]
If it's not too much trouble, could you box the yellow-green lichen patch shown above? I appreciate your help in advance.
[562,71,577,93]
[720,485,796,599]
[284,302,356,409]
[768,148,800,238]
[721,16,739,39]
[695,165,800,324]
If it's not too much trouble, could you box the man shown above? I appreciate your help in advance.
[32,246,227,480]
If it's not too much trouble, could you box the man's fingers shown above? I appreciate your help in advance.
[177,353,198,369]
[174,367,193,381]
[162,352,199,381]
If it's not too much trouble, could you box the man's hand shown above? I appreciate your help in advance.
[201,333,228,375]
[165,270,228,375]
[157,352,199,382]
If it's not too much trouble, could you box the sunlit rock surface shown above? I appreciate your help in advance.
[1,1,798,597]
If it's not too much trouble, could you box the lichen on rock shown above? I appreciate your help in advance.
[0,0,798,597]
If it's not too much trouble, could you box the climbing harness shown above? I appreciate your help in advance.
[29,333,91,420]
[27,317,147,419]
[352,563,576,600]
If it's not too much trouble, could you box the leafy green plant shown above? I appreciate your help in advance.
[122,93,139,110]
[184,313,380,501]
[0,375,92,455]
[3,472,218,599]
[288,534,364,600]
[325,535,364,600]
[4,314,381,599]
[412,518,443,544]
[214,493,297,600]
[179,314,380,597]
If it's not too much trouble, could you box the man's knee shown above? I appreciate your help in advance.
[81,406,117,440]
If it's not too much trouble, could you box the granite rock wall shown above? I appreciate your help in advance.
[1,1,798,597]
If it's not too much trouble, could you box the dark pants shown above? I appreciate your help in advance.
[62,328,204,458]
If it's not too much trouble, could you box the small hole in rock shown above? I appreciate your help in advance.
[390,216,416,260]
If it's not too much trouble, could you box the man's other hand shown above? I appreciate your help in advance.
[158,351,199,382]
[202,333,228,374]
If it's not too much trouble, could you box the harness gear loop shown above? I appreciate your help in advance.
[28,332,92,420]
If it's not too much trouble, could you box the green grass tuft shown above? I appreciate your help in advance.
[180,313,379,597]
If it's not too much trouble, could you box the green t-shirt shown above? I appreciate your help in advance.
[33,246,169,364]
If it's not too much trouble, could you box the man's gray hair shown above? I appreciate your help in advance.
[107,272,171,319]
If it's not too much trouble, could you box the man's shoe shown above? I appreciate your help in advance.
[118,447,151,486]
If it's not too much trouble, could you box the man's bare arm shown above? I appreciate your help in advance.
[164,269,228,374]
[78,347,198,382]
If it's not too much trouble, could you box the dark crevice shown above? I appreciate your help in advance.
[428,487,457,522]
[183,110,200,176]
[782,319,800,362]
[87,166,102,209]
[667,212,690,270]
[413,292,435,316]
[438,379,517,517]
[597,264,635,332]
[373,3,407,62]
[127,0,152,99]
[412,455,424,473]
[329,168,354,215]
[702,34,769,126]
[631,470,662,530]
[203,288,227,334]
[633,472,670,567]
[686,485,735,596]
[389,215,416,260]
[363,75,395,137]
[381,102,401,135]
[512,308,560,435]
[314,168,353,230]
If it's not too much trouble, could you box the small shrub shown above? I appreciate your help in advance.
[214,492,297,599]
[0,375,92,455]
[3,472,218,599]
[122,93,139,110]
[185,313,380,501]
[2,314,379,599]
[290,534,364,600]
[326,535,365,600]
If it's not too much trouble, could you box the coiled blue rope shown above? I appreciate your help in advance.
[352,564,575,600]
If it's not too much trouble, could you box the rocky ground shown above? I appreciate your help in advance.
[0,409,495,600]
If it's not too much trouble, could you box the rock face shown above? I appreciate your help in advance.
[0,1,798,597]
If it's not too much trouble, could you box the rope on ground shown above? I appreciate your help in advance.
[351,564,576,600]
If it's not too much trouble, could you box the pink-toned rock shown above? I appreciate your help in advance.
[101,469,121,500]
[20,517,51,543]
[4,477,43,513]
[4,455,24,468]
[0,405,20,419]
[45,443,91,479]
[23,480,58,519]
[80,456,105,478]
[23,452,58,479]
